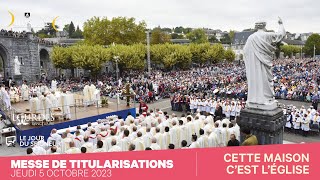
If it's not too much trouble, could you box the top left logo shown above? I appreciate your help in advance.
[24,12,30,18]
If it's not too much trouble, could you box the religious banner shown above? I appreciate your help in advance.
[0,143,319,179]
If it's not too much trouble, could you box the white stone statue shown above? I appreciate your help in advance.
[14,56,21,75]
[243,17,285,110]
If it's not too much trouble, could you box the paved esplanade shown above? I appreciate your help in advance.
[0,98,318,156]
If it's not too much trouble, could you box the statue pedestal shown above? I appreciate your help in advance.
[238,107,286,145]
[14,75,23,85]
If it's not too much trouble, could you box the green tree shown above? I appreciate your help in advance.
[72,45,111,75]
[83,16,147,45]
[150,43,172,65]
[151,28,171,44]
[36,22,59,38]
[304,34,320,57]
[63,24,70,32]
[208,36,218,43]
[51,46,75,76]
[224,49,236,62]
[69,21,75,37]
[280,45,301,57]
[189,43,210,64]
[206,44,225,63]
[72,25,83,38]
[109,44,146,70]
[229,30,235,42]
[173,45,192,69]
[220,34,231,44]
[174,26,184,33]
[187,29,208,44]
[150,44,192,69]
[171,33,184,39]
[161,28,173,33]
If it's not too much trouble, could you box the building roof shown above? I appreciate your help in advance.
[282,39,305,46]
[170,39,191,44]
[232,31,254,45]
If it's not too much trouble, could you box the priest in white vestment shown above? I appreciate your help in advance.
[60,132,72,153]
[89,83,96,105]
[93,140,105,153]
[83,84,91,106]
[40,94,52,120]
[29,95,40,113]
[94,88,101,107]
[65,141,81,154]
[133,132,145,151]
[208,130,219,147]
[189,135,200,148]
[185,117,195,145]
[143,128,153,148]
[81,136,94,153]
[48,91,58,108]
[119,130,130,151]
[108,139,122,152]
[197,129,209,148]
[150,138,161,150]
[51,79,57,92]
[59,90,71,120]
[2,88,11,109]
[21,81,29,101]
[170,121,181,148]
[74,131,84,149]
[47,129,62,147]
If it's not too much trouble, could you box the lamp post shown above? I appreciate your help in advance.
[114,56,119,81]
[112,42,120,81]
[300,46,303,60]
[314,45,316,59]
[146,30,151,75]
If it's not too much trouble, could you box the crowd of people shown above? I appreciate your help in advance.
[2,58,319,111]
[26,110,260,155]
[273,59,320,106]
[284,105,320,136]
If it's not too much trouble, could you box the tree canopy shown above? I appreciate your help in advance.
[83,16,147,45]
[51,43,232,76]
[151,28,171,44]
[280,45,301,57]
[186,29,208,44]
[304,34,320,57]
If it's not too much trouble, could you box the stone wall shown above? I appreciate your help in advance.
[0,34,56,84]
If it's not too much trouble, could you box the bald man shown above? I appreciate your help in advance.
[65,141,81,154]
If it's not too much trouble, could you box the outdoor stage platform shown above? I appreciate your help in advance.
[11,99,136,145]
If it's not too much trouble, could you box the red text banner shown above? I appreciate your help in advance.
[0,143,319,180]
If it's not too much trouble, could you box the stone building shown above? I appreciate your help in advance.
[0,30,83,84]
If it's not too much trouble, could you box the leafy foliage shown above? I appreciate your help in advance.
[186,29,208,44]
[224,49,236,62]
[51,46,74,69]
[304,34,320,57]
[83,16,147,45]
[151,28,171,44]
[36,22,59,38]
[280,45,301,57]
[189,43,211,64]
[206,44,225,63]
[72,45,111,74]
[109,44,146,70]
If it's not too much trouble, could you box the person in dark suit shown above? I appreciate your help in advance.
[227,134,240,146]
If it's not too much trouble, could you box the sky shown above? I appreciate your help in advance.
[0,0,319,34]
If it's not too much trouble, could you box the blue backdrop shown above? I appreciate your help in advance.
[15,108,136,147]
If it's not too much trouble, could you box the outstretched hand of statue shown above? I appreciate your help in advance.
[278,17,283,25]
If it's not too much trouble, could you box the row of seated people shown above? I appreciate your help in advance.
[26,111,243,155]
